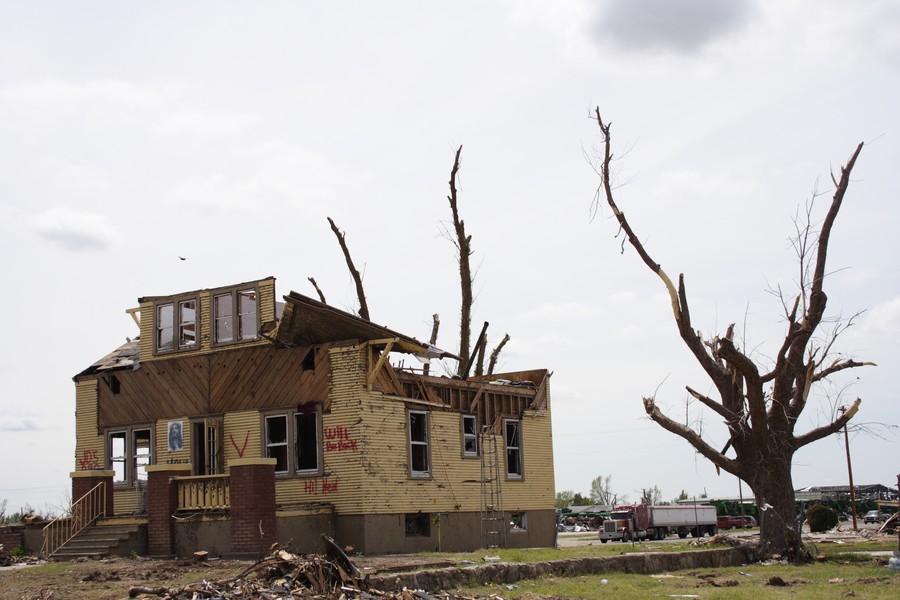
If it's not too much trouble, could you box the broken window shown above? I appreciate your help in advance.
[178,299,197,348]
[239,289,258,340]
[192,418,222,476]
[265,415,289,474]
[405,513,431,537]
[156,303,174,351]
[108,427,153,485]
[504,418,523,478]
[509,512,527,532]
[109,431,127,483]
[263,407,322,477]
[213,287,258,344]
[214,293,234,343]
[408,411,430,477]
[294,409,320,474]
[462,414,478,457]
[133,428,151,482]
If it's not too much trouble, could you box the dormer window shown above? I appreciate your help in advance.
[213,287,258,345]
[155,296,198,353]
[179,299,197,347]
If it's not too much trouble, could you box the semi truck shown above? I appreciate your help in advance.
[599,504,718,542]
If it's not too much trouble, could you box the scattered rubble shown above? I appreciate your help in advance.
[0,543,41,567]
[127,539,492,600]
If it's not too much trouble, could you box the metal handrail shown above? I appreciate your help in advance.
[41,481,106,558]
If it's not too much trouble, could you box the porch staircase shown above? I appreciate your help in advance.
[49,522,146,560]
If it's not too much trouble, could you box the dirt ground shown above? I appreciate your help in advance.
[0,552,475,600]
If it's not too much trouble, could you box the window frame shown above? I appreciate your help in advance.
[261,406,323,478]
[154,293,200,354]
[408,410,431,478]
[107,426,154,486]
[461,414,478,458]
[503,418,523,480]
[211,285,260,347]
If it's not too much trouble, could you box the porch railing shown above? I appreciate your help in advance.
[41,481,106,558]
[175,474,230,511]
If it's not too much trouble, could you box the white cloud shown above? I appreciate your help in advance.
[56,165,111,194]
[0,417,41,432]
[590,0,756,54]
[31,207,119,251]
[857,297,900,335]
[517,301,607,321]
[0,79,164,124]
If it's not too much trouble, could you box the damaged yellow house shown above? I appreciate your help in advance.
[63,276,555,557]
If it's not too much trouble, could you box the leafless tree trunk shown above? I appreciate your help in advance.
[423,313,440,377]
[487,333,510,376]
[327,216,370,321]
[307,277,327,304]
[591,108,872,561]
[446,146,473,376]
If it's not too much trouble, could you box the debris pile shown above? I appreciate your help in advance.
[128,542,490,600]
[0,543,40,567]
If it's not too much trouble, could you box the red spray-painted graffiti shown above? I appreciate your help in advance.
[78,449,101,470]
[230,432,249,458]
[304,478,339,495]
[324,426,358,452]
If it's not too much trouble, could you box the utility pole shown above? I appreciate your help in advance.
[840,406,857,531]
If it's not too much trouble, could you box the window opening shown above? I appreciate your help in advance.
[405,513,431,537]
[509,512,527,532]
[462,415,478,457]
[295,411,319,473]
[238,289,258,340]
[178,299,197,348]
[504,419,523,478]
[409,411,430,477]
[265,415,289,474]
[156,303,174,351]
[109,432,127,483]
[192,419,222,476]
[214,293,234,343]
[133,428,151,482]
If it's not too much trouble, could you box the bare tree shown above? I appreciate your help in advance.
[590,474,619,506]
[591,108,873,561]
[327,216,370,321]
[487,333,510,376]
[423,313,440,377]
[307,277,327,304]
[444,146,473,376]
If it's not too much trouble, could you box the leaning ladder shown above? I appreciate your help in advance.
[479,429,505,549]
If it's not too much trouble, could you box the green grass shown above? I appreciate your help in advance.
[459,561,899,599]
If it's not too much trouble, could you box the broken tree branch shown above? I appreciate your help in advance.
[327,216,370,321]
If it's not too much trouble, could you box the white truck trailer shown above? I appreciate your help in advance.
[599,504,718,542]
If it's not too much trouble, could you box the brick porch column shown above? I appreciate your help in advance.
[229,458,277,554]
[145,465,191,557]
[70,470,115,516]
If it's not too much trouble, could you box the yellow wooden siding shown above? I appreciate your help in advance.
[259,278,275,323]
[276,345,366,509]
[113,488,140,515]
[138,299,155,363]
[501,410,555,510]
[74,379,104,471]
[223,410,261,470]
[199,293,211,350]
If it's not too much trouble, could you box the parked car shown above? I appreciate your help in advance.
[863,510,884,524]
[717,515,757,529]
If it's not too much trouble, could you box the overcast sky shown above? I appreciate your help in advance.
[1,0,898,514]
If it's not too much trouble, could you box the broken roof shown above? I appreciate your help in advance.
[76,337,140,379]
[272,291,457,360]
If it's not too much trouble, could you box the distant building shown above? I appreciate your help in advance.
[795,484,897,502]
